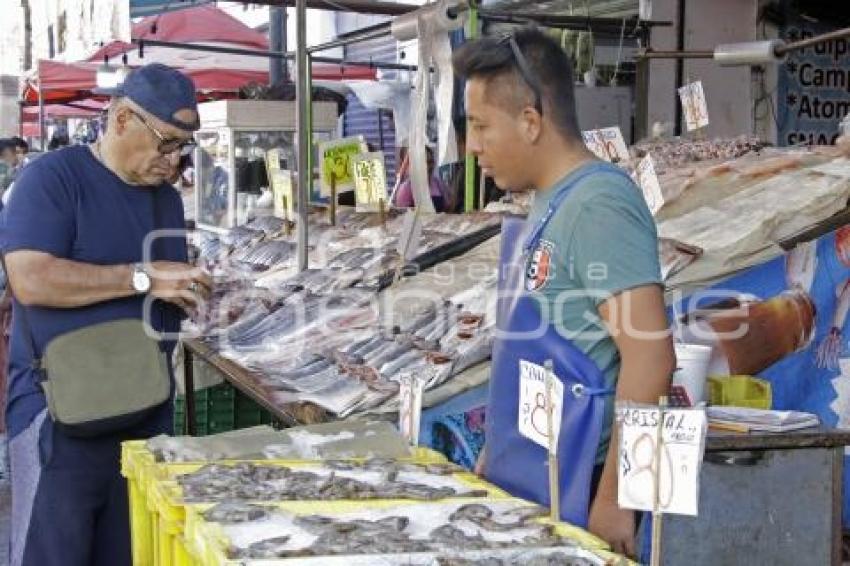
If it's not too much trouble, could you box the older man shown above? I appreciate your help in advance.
[1,64,210,566]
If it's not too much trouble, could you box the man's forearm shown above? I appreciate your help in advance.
[7,252,135,308]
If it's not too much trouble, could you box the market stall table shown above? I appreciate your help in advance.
[182,337,329,435]
[648,426,850,565]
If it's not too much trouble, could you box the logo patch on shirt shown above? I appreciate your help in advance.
[526,240,555,291]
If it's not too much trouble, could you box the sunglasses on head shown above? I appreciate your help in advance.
[499,33,544,116]
[128,108,196,157]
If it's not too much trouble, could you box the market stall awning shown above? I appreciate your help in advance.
[90,5,271,71]
[22,59,376,106]
[22,100,106,121]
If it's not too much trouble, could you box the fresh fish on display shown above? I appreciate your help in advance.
[246,215,287,235]
[222,225,264,248]
[400,307,439,335]
[231,536,293,559]
[218,500,581,561]
[203,502,270,524]
[379,349,426,378]
[232,240,297,271]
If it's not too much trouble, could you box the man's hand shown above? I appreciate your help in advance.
[147,261,212,313]
[588,496,636,557]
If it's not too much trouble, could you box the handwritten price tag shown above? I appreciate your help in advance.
[318,136,368,197]
[270,169,294,221]
[679,81,710,131]
[617,404,707,516]
[634,155,664,215]
[399,373,424,445]
[582,127,630,164]
[518,360,564,454]
[352,152,388,213]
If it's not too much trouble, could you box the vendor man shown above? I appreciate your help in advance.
[1,63,210,566]
[454,28,674,556]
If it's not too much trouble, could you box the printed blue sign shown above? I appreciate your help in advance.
[777,20,850,146]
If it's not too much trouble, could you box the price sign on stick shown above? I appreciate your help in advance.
[634,155,665,215]
[399,373,424,445]
[518,360,564,453]
[270,170,295,221]
[318,136,368,197]
[678,81,710,131]
[582,127,630,164]
[352,152,388,213]
[617,403,707,516]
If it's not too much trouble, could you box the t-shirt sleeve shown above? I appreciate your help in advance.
[568,184,662,307]
[0,162,75,258]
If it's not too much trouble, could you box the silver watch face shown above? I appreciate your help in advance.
[133,269,151,293]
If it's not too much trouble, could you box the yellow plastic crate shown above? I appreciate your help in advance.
[123,440,457,566]
[148,461,507,566]
[183,498,617,566]
[708,375,772,409]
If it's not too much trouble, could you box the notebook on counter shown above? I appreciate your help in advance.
[707,406,820,433]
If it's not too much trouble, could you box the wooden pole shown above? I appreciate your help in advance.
[545,359,560,522]
[329,172,337,226]
[650,396,668,566]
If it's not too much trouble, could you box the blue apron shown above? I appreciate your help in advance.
[485,163,628,528]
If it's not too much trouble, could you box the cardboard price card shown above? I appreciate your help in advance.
[582,127,630,164]
[352,152,388,213]
[318,136,368,197]
[398,373,424,445]
[518,360,564,454]
[270,170,295,221]
[634,154,665,215]
[679,81,710,131]
[616,404,707,516]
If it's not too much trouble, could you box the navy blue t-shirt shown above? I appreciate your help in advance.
[0,145,187,438]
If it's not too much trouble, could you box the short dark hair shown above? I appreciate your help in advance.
[10,136,28,152]
[453,26,580,140]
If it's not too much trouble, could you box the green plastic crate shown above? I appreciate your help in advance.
[172,383,274,436]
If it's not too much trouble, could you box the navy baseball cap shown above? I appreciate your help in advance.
[113,63,200,132]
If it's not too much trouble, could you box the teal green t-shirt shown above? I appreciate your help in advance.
[525,160,662,463]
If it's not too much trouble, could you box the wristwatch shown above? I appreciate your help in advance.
[131,263,151,294]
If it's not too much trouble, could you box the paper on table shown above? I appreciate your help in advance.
[707,406,819,432]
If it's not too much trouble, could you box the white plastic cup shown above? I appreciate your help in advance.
[671,343,713,406]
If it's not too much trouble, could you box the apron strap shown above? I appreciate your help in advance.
[569,382,615,398]
[524,162,634,253]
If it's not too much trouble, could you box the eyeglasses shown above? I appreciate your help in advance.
[128,108,196,157]
[499,33,544,116]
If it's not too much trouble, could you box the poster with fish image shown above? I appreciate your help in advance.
[318,136,368,197]
[670,226,850,526]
